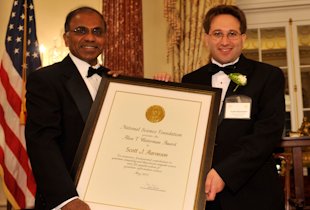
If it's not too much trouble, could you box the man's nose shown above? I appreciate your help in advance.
[83,31,96,40]
[220,34,230,44]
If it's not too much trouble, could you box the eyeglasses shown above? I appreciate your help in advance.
[208,30,242,41]
[68,26,105,37]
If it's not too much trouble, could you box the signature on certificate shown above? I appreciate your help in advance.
[140,182,166,192]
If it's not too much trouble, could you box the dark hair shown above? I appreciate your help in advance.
[203,5,247,34]
[64,6,107,33]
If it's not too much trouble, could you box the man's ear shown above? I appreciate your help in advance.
[241,33,247,46]
[63,33,69,47]
[203,33,209,48]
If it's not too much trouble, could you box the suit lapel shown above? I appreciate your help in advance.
[61,56,93,122]
[202,65,226,126]
[217,77,237,125]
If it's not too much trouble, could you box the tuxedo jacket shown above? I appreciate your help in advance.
[182,54,285,210]
[25,55,108,209]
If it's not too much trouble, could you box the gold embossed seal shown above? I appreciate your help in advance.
[145,105,165,123]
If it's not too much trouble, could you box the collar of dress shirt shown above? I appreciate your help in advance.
[211,57,239,67]
[69,53,100,77]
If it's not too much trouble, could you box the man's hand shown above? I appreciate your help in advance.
[62,199,90,210]
[205,168,225,201]
[153,72,172,82]
[107,70,123,77]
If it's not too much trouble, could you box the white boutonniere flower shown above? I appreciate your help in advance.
[228,73,247,92]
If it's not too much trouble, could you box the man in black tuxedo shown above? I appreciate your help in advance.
[25,7,118,210]
[182,5,285,210]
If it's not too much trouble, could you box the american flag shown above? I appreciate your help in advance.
[0,0,40,208]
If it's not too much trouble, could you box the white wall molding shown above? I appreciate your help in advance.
[236,0,310,25]
[237,0,310,11]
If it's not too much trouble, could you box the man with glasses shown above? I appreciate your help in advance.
[25,6,119,210]
[182,5,285,210]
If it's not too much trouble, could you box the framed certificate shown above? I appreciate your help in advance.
[72,76,221,210]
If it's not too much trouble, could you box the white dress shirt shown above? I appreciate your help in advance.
[70,53,102,100]
[211,57,239,112]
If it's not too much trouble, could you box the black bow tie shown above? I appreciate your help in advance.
[210,63,236,75]
[87,66,105,78]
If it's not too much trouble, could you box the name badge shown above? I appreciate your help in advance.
[224,95,251,119]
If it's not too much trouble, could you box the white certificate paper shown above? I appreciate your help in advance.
[74,78,220,210]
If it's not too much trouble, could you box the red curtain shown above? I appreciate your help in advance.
[102,0,144,77]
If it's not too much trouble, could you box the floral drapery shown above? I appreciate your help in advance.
[164,0,235,82]
[102,0,143,77]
